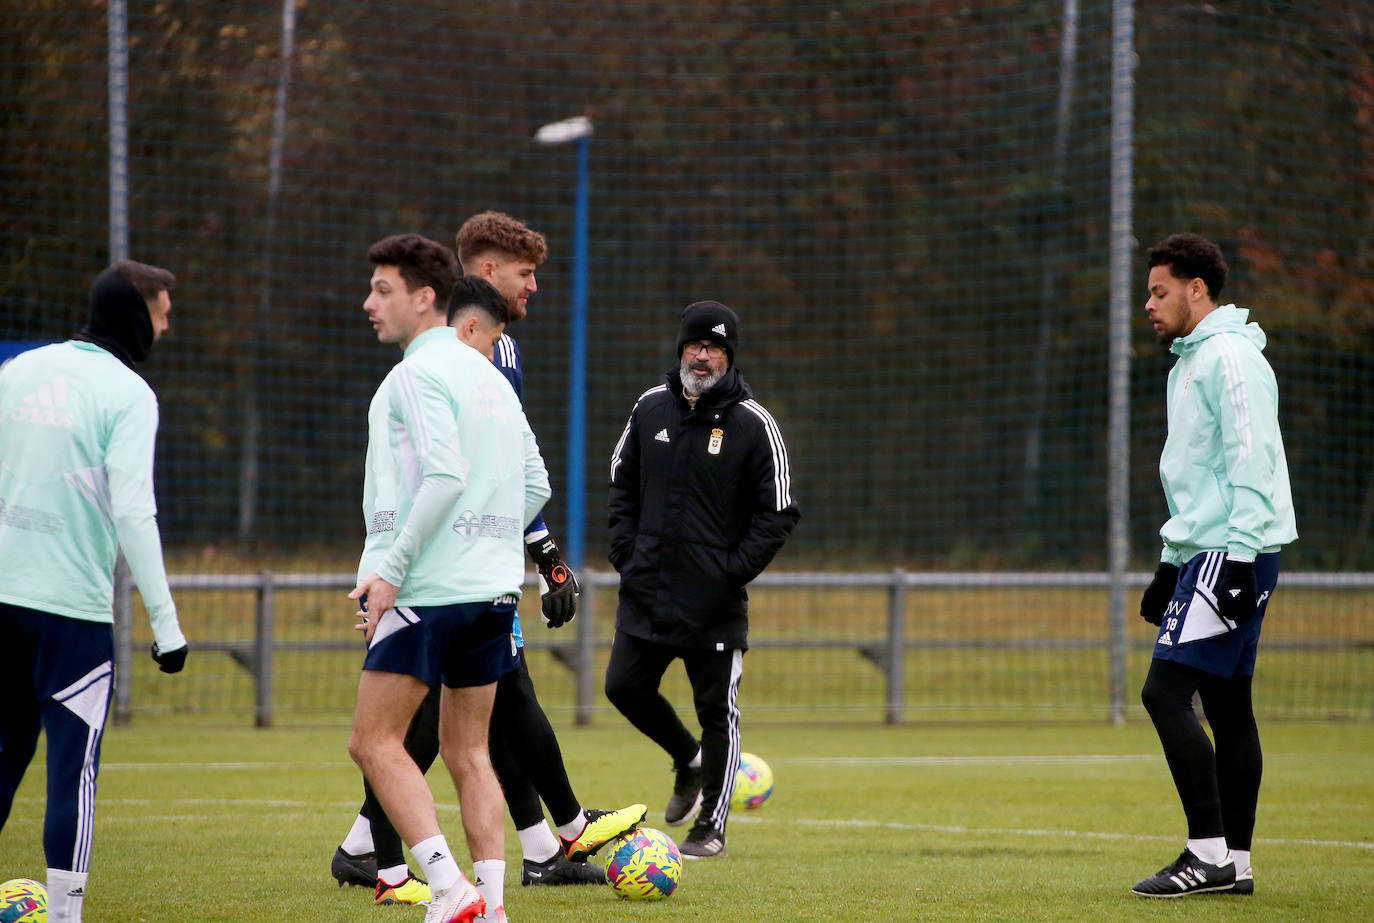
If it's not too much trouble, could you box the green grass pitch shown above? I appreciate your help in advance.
[3,718,1371,921]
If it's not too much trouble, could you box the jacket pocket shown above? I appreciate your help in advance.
[676,540,744,615]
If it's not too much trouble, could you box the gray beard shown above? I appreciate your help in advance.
[680,358,724,396]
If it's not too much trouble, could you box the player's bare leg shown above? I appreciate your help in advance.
[348,669,439,844]
[352,669,483,920]
[440,682,506,915]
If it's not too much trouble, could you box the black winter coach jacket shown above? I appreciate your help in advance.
[607,366,800,649]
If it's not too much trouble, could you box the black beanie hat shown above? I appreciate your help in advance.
[75,266,155,370]
[676,300,739,363]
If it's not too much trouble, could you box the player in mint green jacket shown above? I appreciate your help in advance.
[0,260,187,923]
[1132,233,1296,900]
[346,234,550,923]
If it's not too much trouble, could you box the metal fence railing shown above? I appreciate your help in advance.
[114,569,1374,727]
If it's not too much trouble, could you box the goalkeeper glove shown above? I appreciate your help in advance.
[1216,558,1258,625]
[151,642,188,674]
[526,530,580,629]
[1139,562,1180,626]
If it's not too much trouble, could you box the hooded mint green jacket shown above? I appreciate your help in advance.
[1157,305,1297,565]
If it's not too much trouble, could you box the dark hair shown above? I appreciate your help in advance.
[366,234,459,312]
[1147,233,1228,300]
[454,211,548,271]
[112,259,176,301]
[447,275,510,326]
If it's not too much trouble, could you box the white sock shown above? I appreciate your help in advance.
[1187,836,1230,865]
[472,859,505,913]
[687,746,702,769]
[518,821,563,863]
[47,868,87,923]
[411,834,460,893]
[342,814,374,855]
[1231,849,1252,876]
[554,807,589,844]
[378,864,410,887]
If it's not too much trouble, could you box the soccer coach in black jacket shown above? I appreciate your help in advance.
[605,300,799,859]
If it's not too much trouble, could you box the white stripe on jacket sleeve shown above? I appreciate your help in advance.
[741,398,793,511]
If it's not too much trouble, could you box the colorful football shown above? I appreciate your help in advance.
[0,878,47,923]
[605,827,683,900]
[731,751,774,809]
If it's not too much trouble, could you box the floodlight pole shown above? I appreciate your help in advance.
[535,116,593,570]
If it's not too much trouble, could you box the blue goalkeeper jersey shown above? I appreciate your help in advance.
[493,332,549,538]
[0,341,185,651]
[358,326,550,605]
[494,332,552,647]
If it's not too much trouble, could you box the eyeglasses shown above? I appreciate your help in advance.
[684,341,724,358]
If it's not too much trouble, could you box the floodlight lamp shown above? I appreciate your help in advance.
[535,116,593,145]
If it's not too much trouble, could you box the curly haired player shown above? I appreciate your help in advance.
[1132,233,1296,898]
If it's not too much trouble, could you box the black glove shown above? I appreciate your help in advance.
[1216,558,1258,625]
[151,642,188,674]
[1140,562,1180,626]
[527,533,581,629]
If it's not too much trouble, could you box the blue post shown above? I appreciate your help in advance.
[567,134,590,569]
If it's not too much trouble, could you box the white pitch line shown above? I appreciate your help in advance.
[14,792,1369,851]
[102,761,357,771]
[7,796,466,816]
[98,755,1159,772]
[790,817,1374,851]
[777,755,1159,766]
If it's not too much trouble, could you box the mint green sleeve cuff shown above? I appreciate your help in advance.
[1225,543,1258,562]
[1160,546,1185,567]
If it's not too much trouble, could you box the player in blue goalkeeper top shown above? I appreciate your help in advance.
[332,216,644,906]
[0,260,188,923]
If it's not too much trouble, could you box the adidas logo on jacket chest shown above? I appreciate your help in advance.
[651,422,727,455]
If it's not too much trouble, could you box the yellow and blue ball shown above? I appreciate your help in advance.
[605,827,683,900]
[731,752,774,809]
[0,878,47,923]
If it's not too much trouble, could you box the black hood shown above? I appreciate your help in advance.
[74,266,154,370]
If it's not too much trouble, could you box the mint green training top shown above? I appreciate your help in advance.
[1157,305,1297,566]
[358,325,551,605]
[0,341,185,650]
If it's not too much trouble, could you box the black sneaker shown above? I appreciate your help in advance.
[664,763,703,827]
[1228,866,1254,895]
[1131,849,1236,897]
[521,852,607,886]
[330,846,378,888]
[679,824,727,859]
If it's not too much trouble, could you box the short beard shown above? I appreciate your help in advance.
[679,356,724,396]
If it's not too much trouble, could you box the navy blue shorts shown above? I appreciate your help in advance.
[362,597,519,689]
[0,602,115,873]
[1151,551,1280,678]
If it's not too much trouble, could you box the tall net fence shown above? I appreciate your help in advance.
[3,0,1371,722]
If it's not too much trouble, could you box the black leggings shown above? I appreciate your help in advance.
[360,653,580,869]
[1140,658,1262,849]
[488,651,581,831]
